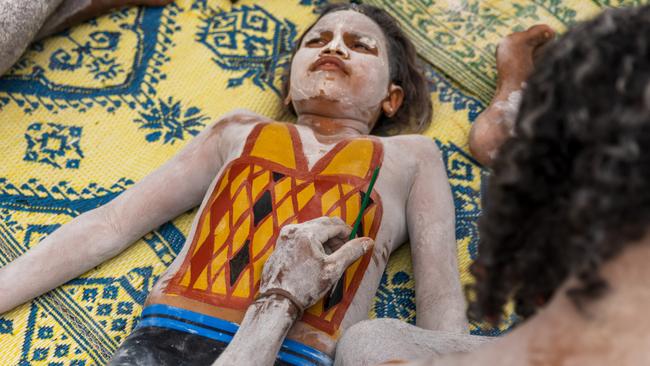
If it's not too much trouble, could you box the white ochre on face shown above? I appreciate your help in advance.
[289,10,391,122]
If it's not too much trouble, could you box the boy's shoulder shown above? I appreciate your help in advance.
[215,108,273,129]
[380,134,442,160]
[209,109,274,143]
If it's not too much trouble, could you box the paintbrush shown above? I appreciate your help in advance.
[325,166,380,306]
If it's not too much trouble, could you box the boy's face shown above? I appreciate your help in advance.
[289,10,391,126]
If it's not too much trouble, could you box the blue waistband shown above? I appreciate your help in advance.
[136,304,333,366]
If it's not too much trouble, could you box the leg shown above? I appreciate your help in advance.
[335,319,491,366]
[37,0,173,39]
[0,0,64,75]
[469,25,555,167]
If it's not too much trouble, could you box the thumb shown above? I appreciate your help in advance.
[326,237,374,276]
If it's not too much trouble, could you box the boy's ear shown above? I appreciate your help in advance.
[283,79,293,106]
[382,84,404,117]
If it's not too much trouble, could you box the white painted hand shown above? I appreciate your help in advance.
[259,216,374,313]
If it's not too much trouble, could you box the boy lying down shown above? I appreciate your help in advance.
[0,3,552,365]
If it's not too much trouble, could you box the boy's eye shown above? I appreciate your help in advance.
[305,37,326,47]
[353,42,371,51]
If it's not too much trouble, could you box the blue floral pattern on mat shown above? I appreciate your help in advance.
[23,122,84,169]
[134,97,208,144]
[0,6,176,114]
[196,4,297,94]
[374,271,416,324]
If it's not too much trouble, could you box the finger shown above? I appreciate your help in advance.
[308,218,351,244]
[317,223,351,245]
[326,216,347,227]
[326,237,374,275]
[323,237,346,254]
[306,224,345,256]
[278,224,298,239]
[307,216,344,227]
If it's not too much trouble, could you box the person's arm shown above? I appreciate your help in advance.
[36,0,174,40]
[214,295,300,365]
[406,138,468,333]
[0,0,64,75]
[0,117,237,313]
[214,217,374,365]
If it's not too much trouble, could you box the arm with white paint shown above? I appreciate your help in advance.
[214,217,373,365]
[407,138,467,333]
[0,117,242,314]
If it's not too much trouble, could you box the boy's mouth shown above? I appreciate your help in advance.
[310,56,348,74]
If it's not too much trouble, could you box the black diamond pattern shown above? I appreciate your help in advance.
[324,274,345,311]
[253,190,273,227]
[359,191,374,207]
[272,172,284,182]
[229,240,250,286]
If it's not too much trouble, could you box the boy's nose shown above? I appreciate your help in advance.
[321,39,349,59]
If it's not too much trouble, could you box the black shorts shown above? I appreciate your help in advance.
[107,304,333,366]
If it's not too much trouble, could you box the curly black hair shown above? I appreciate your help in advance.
[281,4,431,134]
[468,5,650,323]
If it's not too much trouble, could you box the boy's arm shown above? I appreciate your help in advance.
[0,117,241,314]
[406,138,468,333]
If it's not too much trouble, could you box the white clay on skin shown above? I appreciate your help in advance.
[494,89,523,135]
[289,10,391,128]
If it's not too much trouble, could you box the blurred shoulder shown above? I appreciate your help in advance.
[211,108,274,136]
[381,134,443,163]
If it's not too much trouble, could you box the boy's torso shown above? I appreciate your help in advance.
[145,116,418,353]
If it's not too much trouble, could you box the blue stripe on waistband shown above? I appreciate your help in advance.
[137,304,333,366]
[141,304,239,333]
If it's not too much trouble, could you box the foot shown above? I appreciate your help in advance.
[468,24,555,167]
[495,24,555,92]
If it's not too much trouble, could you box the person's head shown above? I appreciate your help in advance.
[281,4,431,134]
[469,5,650,323]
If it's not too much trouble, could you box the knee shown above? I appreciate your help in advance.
[335,319,407,366]
[340,318,402,344]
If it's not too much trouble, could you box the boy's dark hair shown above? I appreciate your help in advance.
[468,5,650,324]
[281,4,431,134]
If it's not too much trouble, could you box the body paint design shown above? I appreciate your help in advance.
[165,123,383,334]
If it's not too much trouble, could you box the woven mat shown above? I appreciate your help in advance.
[0,0,635,364]
[365,0,649,104]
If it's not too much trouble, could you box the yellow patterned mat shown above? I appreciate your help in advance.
[0,0,639,364]
[366,0,649,103]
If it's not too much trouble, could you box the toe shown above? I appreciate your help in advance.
[524,24,555,48]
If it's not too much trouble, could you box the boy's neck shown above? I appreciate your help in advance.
[296,113,370,142]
